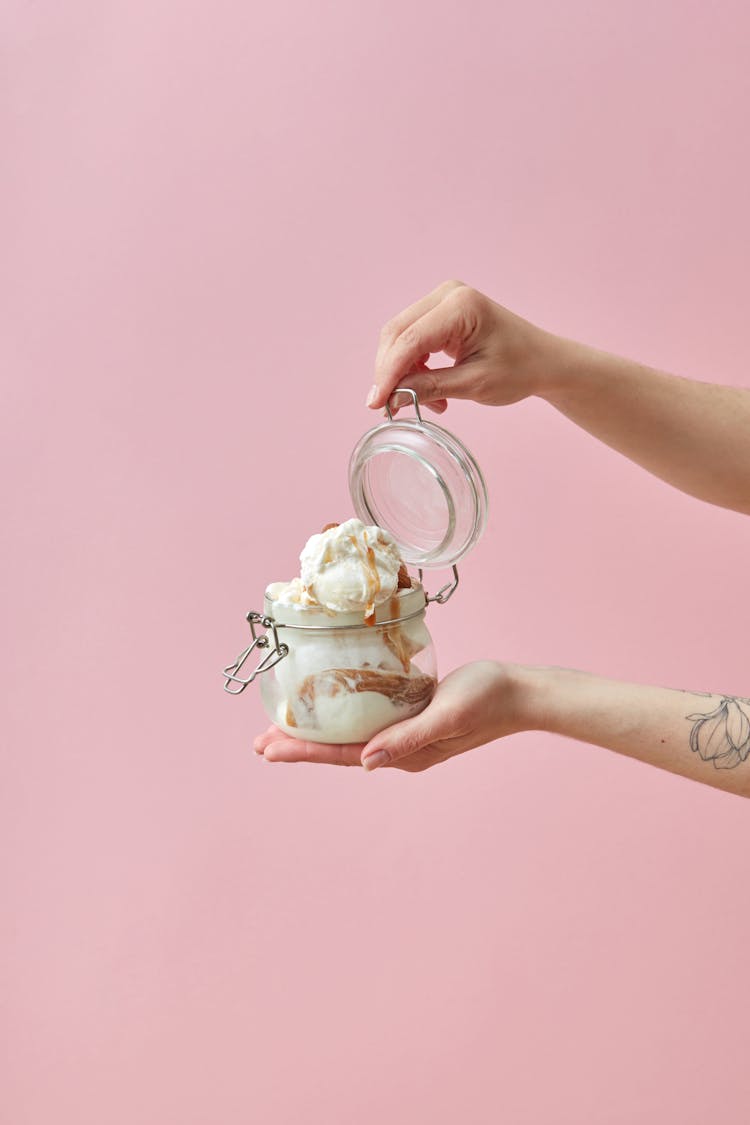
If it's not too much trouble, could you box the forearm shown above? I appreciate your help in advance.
[534,335,750,514]
[518,665,750,798]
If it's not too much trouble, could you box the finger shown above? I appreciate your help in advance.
[375,281,464,384]
[254,725,284,754]
[373,296,477,409]
[264,738,365,766]
[387,357,438,416]
[390,395,448,417]
[387,364,481,411]
[360,709,436,771]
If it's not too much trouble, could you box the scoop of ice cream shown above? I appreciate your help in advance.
[299,518,402,615]
[266,577,317,609]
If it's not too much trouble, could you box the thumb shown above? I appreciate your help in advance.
[361,711,434,771]
[390,361,483,409]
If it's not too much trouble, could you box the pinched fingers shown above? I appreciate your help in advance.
[375,279,463,379]
[371,282,481,409]
[388,361,486,415]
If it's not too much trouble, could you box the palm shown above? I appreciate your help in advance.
[253,729,469,771]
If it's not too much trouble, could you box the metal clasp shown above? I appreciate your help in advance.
[419,564,460,605]
[385,386,423,424]
[222,611,289,695]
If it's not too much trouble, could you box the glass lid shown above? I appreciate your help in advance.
[348,389,488,568]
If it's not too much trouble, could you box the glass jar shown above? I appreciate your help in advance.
[223,389,487,744]
[238,583,437,743]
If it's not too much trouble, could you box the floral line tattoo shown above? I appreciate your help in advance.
[687,697,750,770]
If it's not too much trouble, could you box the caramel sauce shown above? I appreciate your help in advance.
[389,570,417,669]
[299,667,434,707]
[366,545,381,596]
[382,592,411,672]
[350,531,381,626]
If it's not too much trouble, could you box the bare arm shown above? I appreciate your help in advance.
[539,339,750,514]
[526,666,750,798]
[254,662,750,799]
[369,281,750,514]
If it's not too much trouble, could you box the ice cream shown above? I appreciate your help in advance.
[302,518,403,617]
[261,518,436,742]
[270,518,408,621]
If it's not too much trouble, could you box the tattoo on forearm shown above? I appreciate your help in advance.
[686,697,750,770]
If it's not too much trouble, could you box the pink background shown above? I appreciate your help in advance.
[4,2,750,1122]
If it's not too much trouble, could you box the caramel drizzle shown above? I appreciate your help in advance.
[312,523,410,628]
[351,530,381,626]
[384,593,410,673]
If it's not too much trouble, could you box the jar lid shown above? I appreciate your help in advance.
[348,389,488,568]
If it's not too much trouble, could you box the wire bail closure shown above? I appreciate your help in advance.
[419,564,459,604]
[385,385,424,424]
[222,612,289,695]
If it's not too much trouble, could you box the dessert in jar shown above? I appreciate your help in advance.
[223,389,488,744]
[256,519,437,743]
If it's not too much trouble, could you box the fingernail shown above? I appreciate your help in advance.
[362,749,389,771]
[366,385,378,407]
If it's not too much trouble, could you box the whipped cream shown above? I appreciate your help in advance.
[298,518,402,617]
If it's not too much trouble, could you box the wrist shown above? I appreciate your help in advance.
[529,332,599,406]
[510,663,573,734]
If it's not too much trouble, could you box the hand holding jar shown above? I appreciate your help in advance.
[254,662,529,772]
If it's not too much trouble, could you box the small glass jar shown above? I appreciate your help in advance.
[223,390,487,744]
[249,583,436,743]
